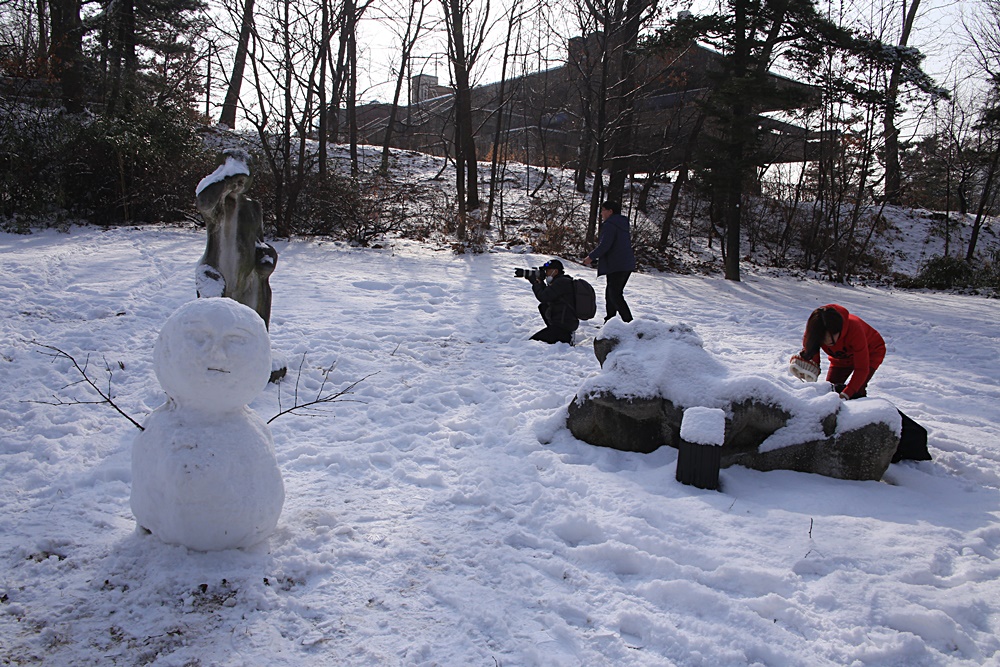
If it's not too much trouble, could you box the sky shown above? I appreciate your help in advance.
[1,145,999,665]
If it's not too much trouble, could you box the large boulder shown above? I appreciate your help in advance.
[566,393,675,454]
[567,318,901,482]
[725,422,899,481]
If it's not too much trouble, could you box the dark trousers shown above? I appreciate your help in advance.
[531,304,573,344]
[604,271,633,323]
[827,366,878,398]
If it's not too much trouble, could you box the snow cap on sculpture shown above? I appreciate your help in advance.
[195,149,252,197]
[131,297,284,551]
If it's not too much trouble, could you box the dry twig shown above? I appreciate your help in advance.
[24,343,368,430]
[25,341,146,431]
[268,354,373,424]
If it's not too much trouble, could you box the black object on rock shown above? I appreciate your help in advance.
[676,440,722,490]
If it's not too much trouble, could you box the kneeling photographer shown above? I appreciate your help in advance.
[518,259,578,344]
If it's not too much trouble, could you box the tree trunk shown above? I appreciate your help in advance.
[606,0,646,205]
[220,0,255,129]
[587,32,612,244]
[575,137,592,193]
[318,0,329,179]
[443,0,482,234]
[36,0,48,62]
[329,8,351,143]
[280,0,293,236]
[883,0,921,205]
[723,0,750,282]
[966,141,999,262]
[381,0,426,175]
[106,0,137,115]
[659,111,706,249]
[48,0,85,113]
[486,6,517,228]
[456,83,479,213]
[347,18,359,176]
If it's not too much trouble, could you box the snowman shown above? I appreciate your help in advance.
[130,298,285,551]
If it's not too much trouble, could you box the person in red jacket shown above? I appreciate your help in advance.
[789,304,886,399]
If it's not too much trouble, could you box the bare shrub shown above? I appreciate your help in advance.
[523,194,589,256]
[288,172,415,246]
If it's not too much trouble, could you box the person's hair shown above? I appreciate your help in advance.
[601,200,621,215]
[801,306,844,359]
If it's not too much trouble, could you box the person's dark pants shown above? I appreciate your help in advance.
[604,271,633,323]
[827,365,878,398]
[531,304,573,344]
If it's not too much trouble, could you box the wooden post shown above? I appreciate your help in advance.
[676,407,725,490]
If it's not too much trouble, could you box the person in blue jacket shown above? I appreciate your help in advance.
[583,200,636,322]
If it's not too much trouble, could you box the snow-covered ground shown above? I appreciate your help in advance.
[1,223,999,666]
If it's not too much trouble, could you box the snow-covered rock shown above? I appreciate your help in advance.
[569,318,902,481]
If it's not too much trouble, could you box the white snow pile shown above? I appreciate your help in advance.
[131,298,284,552]
[680,407,726,446]
[580,317,900,452]
[1,226,999,666]
[194,263,226,298]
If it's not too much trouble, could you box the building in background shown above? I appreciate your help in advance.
[338,35,824,179]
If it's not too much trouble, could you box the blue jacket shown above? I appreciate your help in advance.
[588,213,636,276]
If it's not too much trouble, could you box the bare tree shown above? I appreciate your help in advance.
[0,0,49,73]
[485,0,524,227]
[317,0,331,177]
[378,0,431,175]
[247,0,326,235]
[965,0,1000,261]
[882,0,922,205]
[440,0,493,238]
[563,11,611,243]
[601,0,659,205]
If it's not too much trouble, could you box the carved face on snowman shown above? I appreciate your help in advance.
[154,298,271,411]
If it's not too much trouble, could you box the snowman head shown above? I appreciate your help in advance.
[154,298,271,411]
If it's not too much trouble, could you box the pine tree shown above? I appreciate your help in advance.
[93,0,208,114]
[647,0,939,281]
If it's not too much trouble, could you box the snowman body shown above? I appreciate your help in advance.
[130,298,284,551]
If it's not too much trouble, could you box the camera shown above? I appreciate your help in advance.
[515,267,546,281]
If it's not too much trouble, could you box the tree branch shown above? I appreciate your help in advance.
[25,342,146,431]
[268,355,374,424]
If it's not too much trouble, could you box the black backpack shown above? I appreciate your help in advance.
[574,278,597,320]
[893,410,932,463]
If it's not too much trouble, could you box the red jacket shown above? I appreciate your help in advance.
[806,304,886,398]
